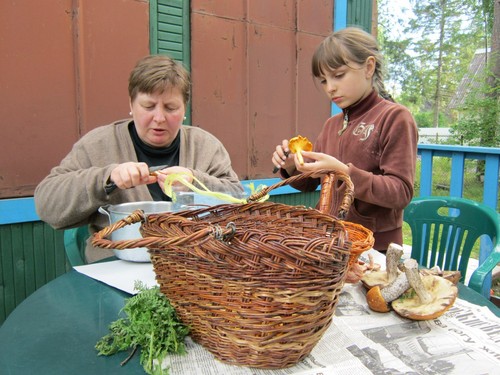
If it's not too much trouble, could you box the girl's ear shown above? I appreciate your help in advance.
[365,56,376,79]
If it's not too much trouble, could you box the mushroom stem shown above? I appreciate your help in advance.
[380,272,410,302]
[296,151,305,165]
[403,258,433,304]
[386,243,404,283]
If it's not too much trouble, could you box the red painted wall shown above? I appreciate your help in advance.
[190,0,333,179]
[0,0,149,198]
[1,0,334,197]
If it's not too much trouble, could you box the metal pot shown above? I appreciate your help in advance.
[98,201,174,262]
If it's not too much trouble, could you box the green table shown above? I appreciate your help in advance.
[0,270,498,374]
[0,270,144,374]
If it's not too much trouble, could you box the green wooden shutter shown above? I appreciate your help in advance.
[150,0,191,122]
[347,0,372,32]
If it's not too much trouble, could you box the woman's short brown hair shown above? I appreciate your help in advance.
[128,55,191,104]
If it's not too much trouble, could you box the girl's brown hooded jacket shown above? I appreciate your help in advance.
[286,90,418,250]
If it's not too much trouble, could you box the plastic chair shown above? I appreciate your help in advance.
[63,226,90,267]
[403,196,500,297]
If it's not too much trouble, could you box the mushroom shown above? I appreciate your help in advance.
[361,243,404,289]
[288,135,313,165]
[391,258,458,320]
[420,266,462,285]
[366,271,411,313]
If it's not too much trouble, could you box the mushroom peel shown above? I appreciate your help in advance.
[288,135,313,165]
[361,243,404,290]
[392,259,458,321]
[366,271,410,313]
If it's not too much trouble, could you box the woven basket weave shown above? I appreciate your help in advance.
[92,170,374,369]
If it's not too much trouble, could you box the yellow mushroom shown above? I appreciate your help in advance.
[288,135,313,165]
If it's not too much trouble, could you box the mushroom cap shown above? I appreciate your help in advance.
[391,275,458,320]
[361,270,394,290]
[288,135,313,153]
[362,269,461,290]
[366,286,391,313]
[420,268,462,285]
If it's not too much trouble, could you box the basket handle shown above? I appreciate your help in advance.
[247,169,353,219]
[92,169,353,250]
[91,210,237,250]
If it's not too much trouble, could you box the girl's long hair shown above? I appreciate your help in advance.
[312,27,394,102]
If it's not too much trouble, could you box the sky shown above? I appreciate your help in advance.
[381,0,418,39]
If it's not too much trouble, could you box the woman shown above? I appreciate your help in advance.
[272,27,418,252]
[35,55,243,262]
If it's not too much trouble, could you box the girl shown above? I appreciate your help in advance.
[272,27,418,252]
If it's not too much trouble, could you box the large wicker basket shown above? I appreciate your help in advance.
[92,170,374,369]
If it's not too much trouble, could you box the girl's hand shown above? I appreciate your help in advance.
[296,151,348,177]
[272,139,294,173]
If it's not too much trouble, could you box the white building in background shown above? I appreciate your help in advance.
[418,127,452,144]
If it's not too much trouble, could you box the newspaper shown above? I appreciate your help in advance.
[159,252,500,375]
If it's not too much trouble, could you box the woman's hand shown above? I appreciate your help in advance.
[155,166,193,191]
[296,151,349,177]
[109,162,156,190]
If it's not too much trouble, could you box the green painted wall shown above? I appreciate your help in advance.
[0,222,69,324]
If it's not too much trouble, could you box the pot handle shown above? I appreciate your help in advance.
[98,205,111,219]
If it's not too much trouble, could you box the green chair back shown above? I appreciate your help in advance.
[403,196,500,296]
[63,226,89,267]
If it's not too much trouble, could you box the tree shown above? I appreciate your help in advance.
[408,0,485,128]
[451,0,499,148]
[486,0,499,145]
[378,0,495,136]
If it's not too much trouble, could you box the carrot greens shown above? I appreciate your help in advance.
[95,281,189,374]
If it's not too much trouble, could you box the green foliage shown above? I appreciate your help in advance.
[95,281,190,375]
[378,0,496,145]
[413,111,451,129]
[451,77,500,148]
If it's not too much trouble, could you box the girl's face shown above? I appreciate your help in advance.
[130,88,186,148]
[318,57,375,109]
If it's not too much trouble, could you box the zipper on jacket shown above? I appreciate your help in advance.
[338,111,349,136]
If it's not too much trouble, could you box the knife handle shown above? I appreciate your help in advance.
[104,181,117,195]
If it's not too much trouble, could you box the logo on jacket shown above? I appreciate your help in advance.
[353,122,374,141]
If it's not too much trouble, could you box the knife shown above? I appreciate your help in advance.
[104,164,169,194]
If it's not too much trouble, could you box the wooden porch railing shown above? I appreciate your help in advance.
[418,144,499,210]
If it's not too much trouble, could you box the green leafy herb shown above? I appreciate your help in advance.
[96,281,189,374]
[399,288,417,300]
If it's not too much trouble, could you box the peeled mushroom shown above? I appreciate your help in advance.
[366,271,410,313]
[288,135,313,165]
[392,258,458,320]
